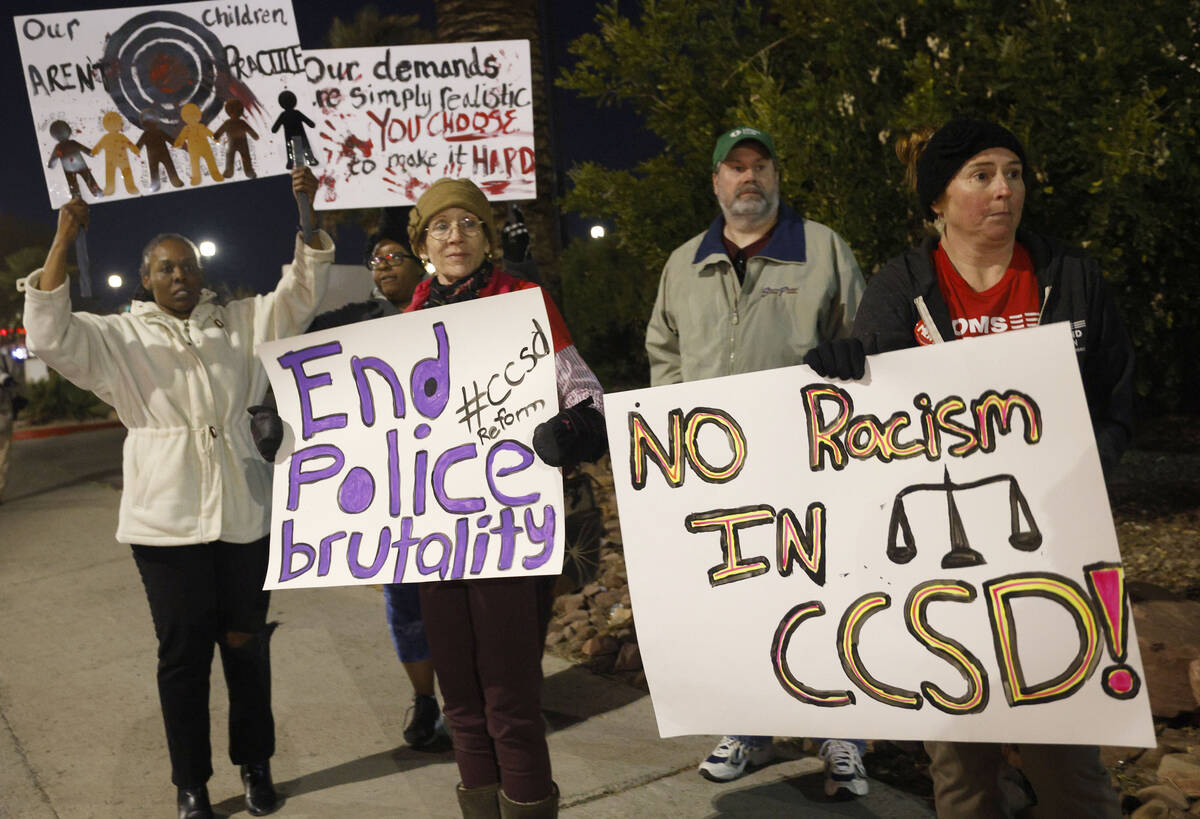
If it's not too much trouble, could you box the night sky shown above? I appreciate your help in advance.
[3,0,652,312]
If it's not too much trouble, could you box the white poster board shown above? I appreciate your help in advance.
[604,325,1154,747]
[297,40,535,209]
[15,0,301,207]
[256,288,564,589]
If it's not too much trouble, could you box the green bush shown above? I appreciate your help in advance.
[561,0,1200,412]
[24,371,112,425]
[559,235,657,391]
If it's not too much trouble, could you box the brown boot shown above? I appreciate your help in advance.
[498,783,559,818]
[456,782,501,819]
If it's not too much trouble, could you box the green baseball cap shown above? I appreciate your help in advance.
[712,126,778,169]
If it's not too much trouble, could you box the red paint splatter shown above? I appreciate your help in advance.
[317,170,337,202]
[215,71,264,120]
[148,51,189,94]
[479,180,511,195]
[405,177,428,199]
[339,135,373,159]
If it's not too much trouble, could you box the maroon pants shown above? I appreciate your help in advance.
[420,576,555,802]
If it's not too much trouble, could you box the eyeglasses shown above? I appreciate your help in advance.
[367,252,415,270]
[426,216,483,241]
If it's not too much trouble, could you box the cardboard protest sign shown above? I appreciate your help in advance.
[256,288,564,590]
[15,0,302,207]
[295,40,535,209]
[605,324,1154,747]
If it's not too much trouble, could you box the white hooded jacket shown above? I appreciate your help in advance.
[21,232,334,545]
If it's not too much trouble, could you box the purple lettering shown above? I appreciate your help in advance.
[278,342,347,440]
[485,440,539,507]
[432,442,485,513]
[521,505,556,570]
[287,444,344,510]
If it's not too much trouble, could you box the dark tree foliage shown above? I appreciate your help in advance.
[560,0,1200,409]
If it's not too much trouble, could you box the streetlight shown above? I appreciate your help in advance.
[107,273,123,289]
[198,240,217,257]
[589,224,606,240]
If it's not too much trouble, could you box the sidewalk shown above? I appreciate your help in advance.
[0,429,934,818]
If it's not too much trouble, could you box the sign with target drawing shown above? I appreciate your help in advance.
[15,1,302,207]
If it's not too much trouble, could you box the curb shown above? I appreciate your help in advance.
[13,420,123,440]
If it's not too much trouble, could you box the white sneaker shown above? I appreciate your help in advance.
[697,736,775,782]
[818,739,869,797]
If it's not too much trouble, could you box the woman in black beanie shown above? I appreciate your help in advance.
[810,119,1131,817]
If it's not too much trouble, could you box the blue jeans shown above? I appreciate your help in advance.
[382,583,430,663]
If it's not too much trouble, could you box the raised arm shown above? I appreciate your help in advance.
[293,167,321,250]
[36,198,89,292]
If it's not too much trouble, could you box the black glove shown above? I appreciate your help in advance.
[502,206,531,263]
[247,405,283,462]
[532,397,608,468]
[803,337,867,380]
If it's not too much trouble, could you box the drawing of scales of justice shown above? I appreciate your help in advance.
[886,467,1042,568]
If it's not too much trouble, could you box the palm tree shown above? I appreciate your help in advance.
[435,0,561,290]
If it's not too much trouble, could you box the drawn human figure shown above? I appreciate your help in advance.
[47,120,102,199]
[173,103,224,186]
[136,109,184,192]
[214,99,260,180]
[91,111,141,195]
[271,91,317,169]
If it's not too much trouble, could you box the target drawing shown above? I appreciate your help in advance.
[101,11,231,138]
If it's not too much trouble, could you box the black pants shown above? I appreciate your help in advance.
[132,538,275,788]
[420,575,555,802]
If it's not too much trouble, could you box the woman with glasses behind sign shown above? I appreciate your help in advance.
[404,178,608,818]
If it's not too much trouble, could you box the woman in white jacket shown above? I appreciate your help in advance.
[21,169,333,819]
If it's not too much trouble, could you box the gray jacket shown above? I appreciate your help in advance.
[646,205,865,384]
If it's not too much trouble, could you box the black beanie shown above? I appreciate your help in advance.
[916,119,1028,220]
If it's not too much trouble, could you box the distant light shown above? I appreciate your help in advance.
[198,240,217,257]
[11,346,28,361]
[107,273,123,289]
[589,225,606,240]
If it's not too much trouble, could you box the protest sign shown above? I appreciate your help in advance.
[15,0,301,207]
[296,40,535,209]
[256,288,564,590]
[605,324,1154,747]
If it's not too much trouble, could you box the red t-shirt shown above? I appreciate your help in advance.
[915,243,1040,344]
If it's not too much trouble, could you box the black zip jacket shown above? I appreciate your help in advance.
[852,228,1134,476]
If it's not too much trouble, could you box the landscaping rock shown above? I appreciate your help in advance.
[614,642,642,672]
[581,635,620,657]
[1157,753,1200,797]
[1191,658,1200,709]
[1137,783,1190,810]
[1134,599,1200,717]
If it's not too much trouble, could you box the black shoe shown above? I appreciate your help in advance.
[176,785,213,819]
[240,762,280,816]
[403,694,443,748]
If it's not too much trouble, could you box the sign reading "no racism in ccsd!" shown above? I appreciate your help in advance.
[604,324,1154,746]
[256,289,564,590]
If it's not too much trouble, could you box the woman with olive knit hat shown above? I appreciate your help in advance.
[808,119,1131,816]
[406,177,607,819]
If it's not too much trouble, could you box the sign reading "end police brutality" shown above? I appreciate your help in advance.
[256,289,564,589]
